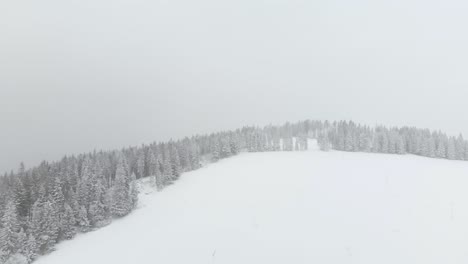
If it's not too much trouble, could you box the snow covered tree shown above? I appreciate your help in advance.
[396,136,406,154]
[229,137,240,155]
[162,158,173,186]
[318,133,331,151]
[154,158,163,191]
[455,134,465,160]
[22,234,37,263]
[60,203,76,240]
[110,154,133,218]
[136,151,146,179]
[4,253,28,264]
[211,140,220,161]
[30,197,58,254]
[76,205,90,232]
[189,143,201,170]
[344,132,354,152]
[447,138,456,160]
[381,133,389,153]
[129,173,139,210]
[0,201,19,262]
[170,147,181,181]
[436,136,447,158]
[77,157,93,209]
[12,176,27,219]
[15,228,26,258]
[220,139,232,158]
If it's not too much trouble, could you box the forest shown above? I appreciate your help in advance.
[1,120,467,264]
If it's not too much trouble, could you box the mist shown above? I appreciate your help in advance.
[1,0,468,173]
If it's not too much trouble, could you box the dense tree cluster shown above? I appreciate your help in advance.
[319,121,468,160]
[0,120,466,263]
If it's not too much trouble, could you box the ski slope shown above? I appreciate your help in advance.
[36,144,468,264]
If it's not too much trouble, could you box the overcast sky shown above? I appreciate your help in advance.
[1,0,468,173]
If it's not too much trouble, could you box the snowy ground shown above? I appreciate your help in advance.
[36,144,468,264]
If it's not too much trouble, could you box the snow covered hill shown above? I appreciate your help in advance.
[36,144,468,264]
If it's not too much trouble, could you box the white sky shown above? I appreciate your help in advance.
[1,0,468,173]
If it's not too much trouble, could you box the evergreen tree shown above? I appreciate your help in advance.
[211,141,220,161]
[76,205,90,232]
[23,234,37,263]
[396,136,406,154]
[12,176,27,220]
[359,133,372,152]
[436,136,447,158]
[447,138,456,160]
[4,253,28,264]
[162,158,173,186]
[110,154,132,217]
[77,157,93,209]
[60,204,76,240]
[0,201,19,262]
[230,137,240,155]
[220,139,232,158]
[129,173,139,210]
[381,133,389,153]
[136,151,146,179]
[30,198,58,254]
[170,148,181,181]
[318,133,331,151]
[154,158,163,191]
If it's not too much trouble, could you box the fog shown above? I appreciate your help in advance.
[1,0,468,173]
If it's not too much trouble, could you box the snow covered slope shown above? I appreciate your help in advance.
[36,146,468,264]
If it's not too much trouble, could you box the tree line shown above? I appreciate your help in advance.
[0,120,467,263]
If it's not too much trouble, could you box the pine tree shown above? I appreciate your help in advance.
[147,149,157,177]
[15,228,26,255]
[359,133,371,152]
[50,178,65,237]
[388,133,396,154]
[381,133,389,153]
[436,136,447,158]
[129,173,139,210]
[170,148,181,181]
[372,134,380,153]
[464,142,468,160]
[230,137,240,155]
[220,139,232,158]
[77,157,93,209]
[136,151,146,179]
[344,132,354,152]
[428,137,436,158]
[30,197,58,254]
[455,134,465,160]
[162,158,173,186]
[12,176,27,219]
[318,133,331,151]
[189,143,201,170]
[0,201,19,262]
[396,136,406,154]
[110,154,132,217]
[76,205,90,232]
[154,158,163,191]
[211,140,220,161]
[447,138,456,160]
[88,200,106,228]
[4,253,28,264]
[60,204,76,240]
[23,234,37,263]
